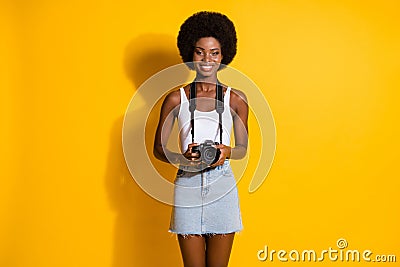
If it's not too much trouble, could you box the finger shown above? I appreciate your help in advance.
[190,151,200,157]
[210,157,224,167]
[188,143,199,148]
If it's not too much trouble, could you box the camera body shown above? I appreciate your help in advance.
[191,140,221,166]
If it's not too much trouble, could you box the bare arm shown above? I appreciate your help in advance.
[230,89,249,159]
[153,90,182,164]
[153,90,200,166]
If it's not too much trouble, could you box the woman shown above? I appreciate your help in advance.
[154,11,248,267]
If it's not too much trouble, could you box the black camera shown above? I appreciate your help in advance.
[191,140,221,166]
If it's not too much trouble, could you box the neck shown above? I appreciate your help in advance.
[194,75,218,92]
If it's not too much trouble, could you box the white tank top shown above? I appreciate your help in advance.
[178,87,233,152]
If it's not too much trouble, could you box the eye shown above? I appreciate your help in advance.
[195,50,203,55]
[211,51,220,56]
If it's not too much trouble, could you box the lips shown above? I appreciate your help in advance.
[198,64,214,72]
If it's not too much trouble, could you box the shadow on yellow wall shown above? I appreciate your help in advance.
[105,33,183,267]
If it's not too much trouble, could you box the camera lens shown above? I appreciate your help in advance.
[202,146,217,164]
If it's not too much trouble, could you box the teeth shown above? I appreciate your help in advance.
[200,65,213,71]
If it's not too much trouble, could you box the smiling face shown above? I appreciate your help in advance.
[192,37,223,78]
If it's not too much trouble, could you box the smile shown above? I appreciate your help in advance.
[199,64,214,72]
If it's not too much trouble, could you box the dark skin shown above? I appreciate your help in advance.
[153,81,248,167]
[153,37,248,267]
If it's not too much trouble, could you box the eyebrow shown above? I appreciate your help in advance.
[195,47,220,51]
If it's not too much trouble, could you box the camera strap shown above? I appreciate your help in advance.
[189,81,224,144]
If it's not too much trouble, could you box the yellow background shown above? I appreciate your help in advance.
[1,0,399,266]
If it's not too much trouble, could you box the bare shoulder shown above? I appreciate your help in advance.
[229,87,248,104]
[163,89,181,107]
[159,89,182,118]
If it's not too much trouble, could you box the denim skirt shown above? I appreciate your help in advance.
[169,160,243,235]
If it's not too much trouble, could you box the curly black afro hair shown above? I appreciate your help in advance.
[177,11,237,69]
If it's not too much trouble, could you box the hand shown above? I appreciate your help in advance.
[210,144,231,167]
[183,143,200,161]
[173,143,203,172]
[178,143,201,168]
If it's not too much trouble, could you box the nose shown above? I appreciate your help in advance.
[203,52,211,62]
